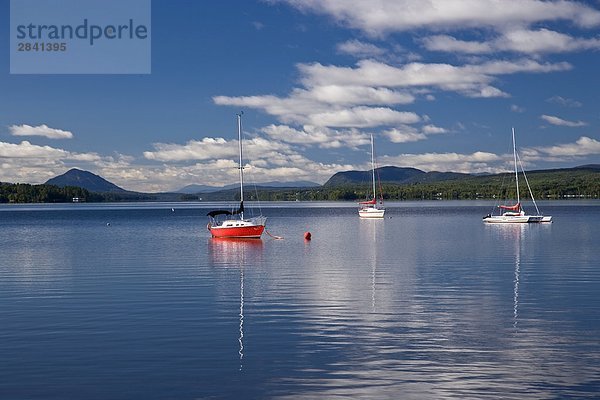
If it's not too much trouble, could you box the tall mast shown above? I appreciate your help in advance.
[512,127,520,204]
[237,113,244,219]
[370,134,376,200]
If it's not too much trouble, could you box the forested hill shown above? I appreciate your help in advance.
[45,168,126,192]
[324,166,470,186]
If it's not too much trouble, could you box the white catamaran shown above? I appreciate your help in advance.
[359,134,385,219]
[483,128,552,224]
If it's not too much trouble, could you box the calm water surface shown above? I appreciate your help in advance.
[0,201,599,399]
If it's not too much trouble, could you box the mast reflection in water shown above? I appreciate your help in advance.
[208,238,264,372]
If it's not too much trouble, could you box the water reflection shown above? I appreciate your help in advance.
[239,266,244,370]
[207,238,264,371]
[207,237,264,266]
[2,204,598,399]
[358,219,381,311]
[486,224,525,329]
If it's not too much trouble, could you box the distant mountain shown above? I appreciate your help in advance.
[178,180,319,193]
[325,166,422,186]
[46,168,126,193]
[178,184,236,194]
[575,164,600,170]
[256,180,320,188]
[324,166,470,186]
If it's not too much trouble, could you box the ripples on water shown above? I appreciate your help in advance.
[0,202,599,399]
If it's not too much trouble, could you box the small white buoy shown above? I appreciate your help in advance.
[106,223,111,226]
[171,208,175,212]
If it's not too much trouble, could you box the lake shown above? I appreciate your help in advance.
[0,201,599,399]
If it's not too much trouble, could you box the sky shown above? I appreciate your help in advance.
[1,0,600,192]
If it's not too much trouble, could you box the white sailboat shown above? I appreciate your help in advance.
[207,113,267,238]
[359,134,385,219]
[483,128,552,224]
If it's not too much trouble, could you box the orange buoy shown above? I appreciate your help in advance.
[304,231,312,240]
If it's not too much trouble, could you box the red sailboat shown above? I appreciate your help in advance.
[207,114,266,238]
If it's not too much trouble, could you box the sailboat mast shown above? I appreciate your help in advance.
[237,113,244,220]
[512,127,520,204]
[370,134,376,200]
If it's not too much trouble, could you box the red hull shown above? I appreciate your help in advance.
[208,224,265,239]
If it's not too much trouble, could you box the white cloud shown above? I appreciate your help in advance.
[526,136,600,158]
[383,127,427,143]
[380,151,503,174]
[275,0,600,36]
[421,35,492,54]
[546,96,582,108]
[540,114,588,127]
[261,124,370,148]
[0,140,68,159]
[308,85,414,105]
[131,154,358,190]
[214,84,416,127]
[422,124,448,135]
[510,104,525,113]
[216,57,569,129]
[383,124,448,143]
[143,136,295,162]
[306,106,420,128]
[498,28,600,54]
[9,124,74,139]
[143,137,232,162]
[299,59,569,95]
[422,29,600,55]
[0,140,110,185]
[336,39,386,58]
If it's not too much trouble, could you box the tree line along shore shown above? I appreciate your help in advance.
[1,167,598,203]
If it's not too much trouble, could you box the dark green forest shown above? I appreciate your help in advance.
[0,183,99,203]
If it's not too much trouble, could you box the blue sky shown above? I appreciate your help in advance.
[1,0,600,192]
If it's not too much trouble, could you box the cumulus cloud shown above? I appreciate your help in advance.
[274,0,600,36]
[423,29,600,55]
[143,136,294,162]
[215,57,569,130]
[214,84,416,128]
[383,128,427,143]
[540,114,588,127]
[261,124,370,148]
[382,124,448,143]
[0,140,110,185]
[421,35,492,54]
[380,151,503,174]
[306,106,420,128]
[308,85,414,105]
[298,59,569,95]
[523,136,600,159]
[498,28,600,54]
[336,39,386,58]
[422,125,448,135]
[136,153,358,189]
[143,137,232,162]
[0,140,69,159]
[9,124,74,139]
